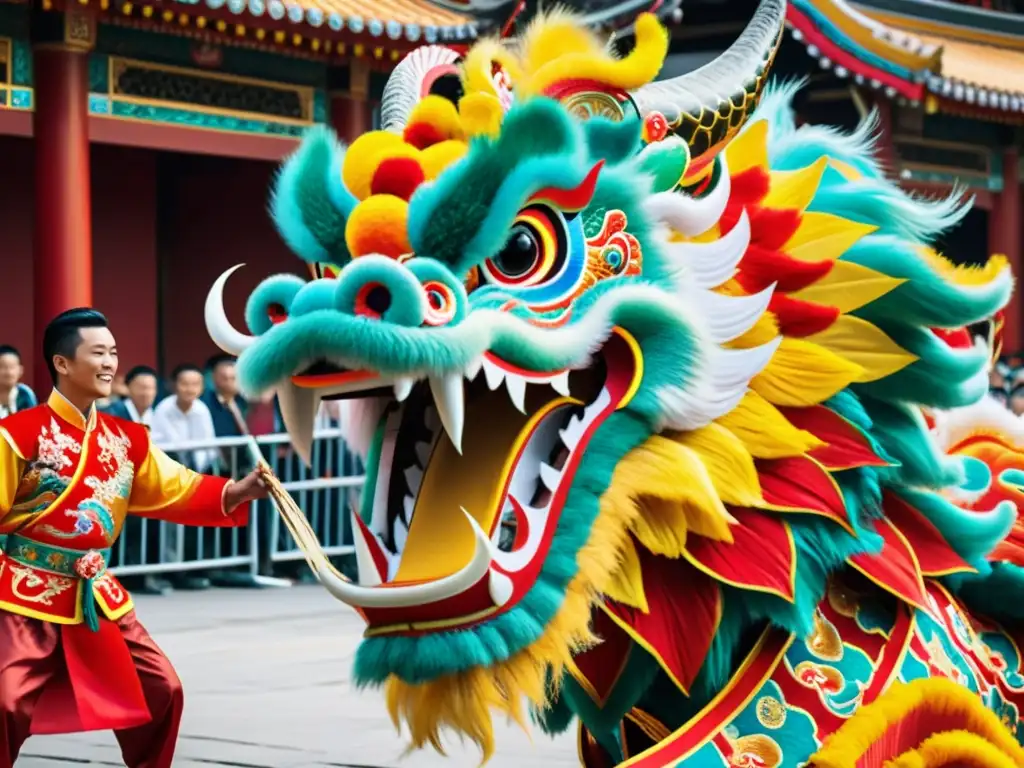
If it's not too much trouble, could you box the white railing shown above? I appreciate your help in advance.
[108,427,364,584]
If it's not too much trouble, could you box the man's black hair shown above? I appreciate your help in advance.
[0,345,21,362]
[171,363,203,382]
[205,353,237,372]
[125,365,158,385]
[42,308,109,385]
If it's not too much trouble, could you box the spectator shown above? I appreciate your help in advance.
[0,345,36,418]
[202,354,249,438]
[104,365,158,425]
[150,364,219,591]
[151,364,219,473]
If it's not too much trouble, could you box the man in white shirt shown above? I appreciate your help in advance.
[149,364,221,591]
[150,364,219,472]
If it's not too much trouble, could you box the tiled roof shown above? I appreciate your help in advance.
[171,0,478,43]
[915,30,1024,111]
[786,0,1024,113]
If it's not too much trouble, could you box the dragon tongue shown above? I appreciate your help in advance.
[428,374,465,455]
[277,381,320,466]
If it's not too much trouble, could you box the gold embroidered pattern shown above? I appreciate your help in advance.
[8,563,74,605]
[94,572,125,604]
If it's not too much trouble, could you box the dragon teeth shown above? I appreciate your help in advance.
[428,374,465,455]
[404,465,423,495]
[464,356,484,382]
[393,376,416,402]
[402,494,415,525]
[393,514,410,553]
[561,413,586,447]
[504,374,527,413]
[539,462,561,490]
[549,371,570,396]
[482,358,505,390]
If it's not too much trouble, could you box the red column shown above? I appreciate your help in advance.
[330,58,373,145]
[31,39,93,390]
[990,147,1021,354]
[873,97,898,177]
[330,94,374,145]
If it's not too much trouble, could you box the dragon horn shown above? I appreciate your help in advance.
[380,44,463,134]
[629,0,786,161]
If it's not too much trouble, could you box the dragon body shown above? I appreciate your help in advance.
[205,3,1024,764]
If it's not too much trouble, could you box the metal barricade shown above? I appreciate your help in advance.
[108,428,365,582]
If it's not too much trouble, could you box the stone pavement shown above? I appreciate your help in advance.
[17,586,579,767]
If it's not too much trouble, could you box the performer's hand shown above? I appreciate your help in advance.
[224,469,270,510]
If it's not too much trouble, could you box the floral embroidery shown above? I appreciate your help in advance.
[36,417,81,470]
[37,424,133,541]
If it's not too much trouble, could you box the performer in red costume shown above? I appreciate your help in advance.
[0,308,268,768]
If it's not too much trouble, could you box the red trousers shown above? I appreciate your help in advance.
[0,611,183,768]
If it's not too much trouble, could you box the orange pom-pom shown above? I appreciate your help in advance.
[346,195,411,259]
[371,157,425,201]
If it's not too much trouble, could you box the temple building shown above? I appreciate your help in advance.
[6,0,1023,385]
[0,0,475,387]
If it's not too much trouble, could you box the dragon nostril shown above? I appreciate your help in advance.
[354,282,393,319]
[367,285,392,314]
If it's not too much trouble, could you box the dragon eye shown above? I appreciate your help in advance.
[482,205,567,289]
[495,228,540,278]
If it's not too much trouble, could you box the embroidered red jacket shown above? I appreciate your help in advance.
[0,389,246,625]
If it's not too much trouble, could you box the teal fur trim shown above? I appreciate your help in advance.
[333,256,429,328]
[270,125,355,265]
[244,274,306,335]
[961,456,993,495]
[531,679,576,736]
[636,137,690,193]
[855,338,989,411]
[583,114,643,166]
[895,487,1013,569]
[352,411,653,685]
[757,79,970,244]
[859,398,964,490]
[288,280,338,318]
[949,562,1024,623]
[408,98,581,270]
[844,237,1012,328]
[236,278,699,401]
[854,323,990,411]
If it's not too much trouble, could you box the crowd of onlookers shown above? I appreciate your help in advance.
[0,345,349,596]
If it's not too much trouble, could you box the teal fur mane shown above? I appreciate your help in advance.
[534,81,1017,747]
[233,65,1018,762]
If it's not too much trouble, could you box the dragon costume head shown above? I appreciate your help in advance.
[206,2,1017,762]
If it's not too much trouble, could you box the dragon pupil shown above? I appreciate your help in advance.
[496,230,538,277]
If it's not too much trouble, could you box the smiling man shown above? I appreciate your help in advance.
[0,307,267,768]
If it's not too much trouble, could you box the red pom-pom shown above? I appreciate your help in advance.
[403,122,446,150]
[370,157,425,202]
